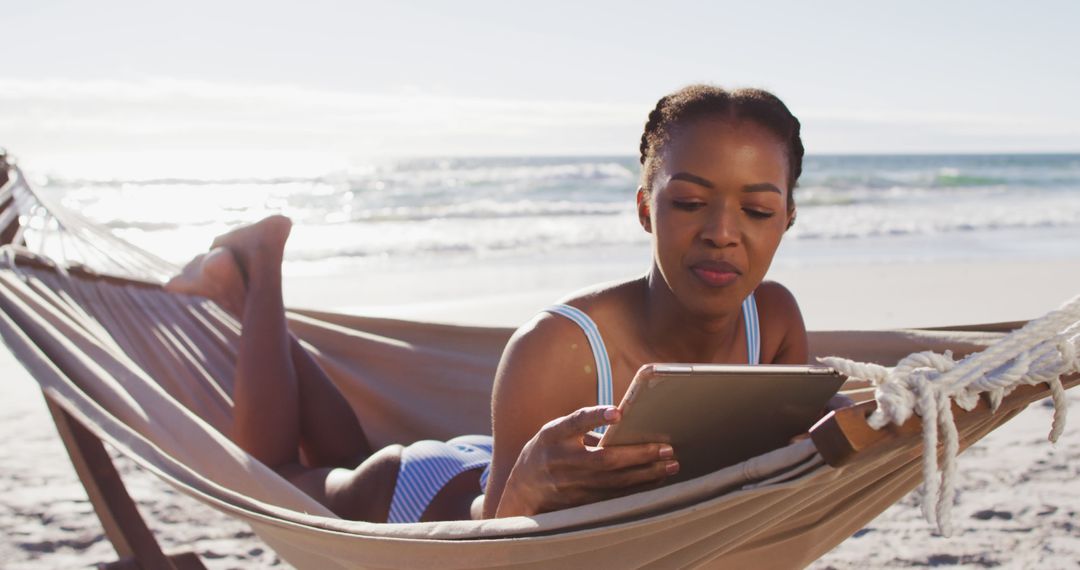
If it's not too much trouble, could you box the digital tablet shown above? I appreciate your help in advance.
[598,363,845,484]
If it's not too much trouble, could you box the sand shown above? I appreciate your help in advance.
[1,256,1078,568]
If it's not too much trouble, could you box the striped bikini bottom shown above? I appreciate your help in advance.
[387,435,493,523]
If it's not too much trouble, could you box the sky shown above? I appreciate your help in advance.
[3,0,1079,178]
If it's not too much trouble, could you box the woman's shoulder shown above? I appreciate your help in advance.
[753,280,800,313]
[753,280,808,364]
[505,279,637,354]
[505,308,585,356]
[492,287,633,422]
[551,277,644,324]
[496,278,641,389]
[554,277,640,309]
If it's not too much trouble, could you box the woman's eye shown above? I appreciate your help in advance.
[672,200,705,211]
[744,208,775,219]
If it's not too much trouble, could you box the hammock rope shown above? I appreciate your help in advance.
[2,166,178,282]
[820,293,1080,536]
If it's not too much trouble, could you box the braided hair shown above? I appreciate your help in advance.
[638,85,804,217]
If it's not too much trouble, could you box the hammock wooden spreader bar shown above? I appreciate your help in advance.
[44,396,207,570]
[812,376,1078,468]
[0,158,1076,569]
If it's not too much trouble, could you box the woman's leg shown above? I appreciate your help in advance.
[214,215,304,466]
[169,217,373,464]
[167,217,400,520]
[166,216,479,521]
[289,335,374,466]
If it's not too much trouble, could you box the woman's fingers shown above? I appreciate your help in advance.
[604,455,678,487]
[551,458,677,509]
[544,407,674,474]
[543,405,619,440]
[520,406,681,511]
[586,442,674,471]
[588,458,679,489]
[547,444,677,492]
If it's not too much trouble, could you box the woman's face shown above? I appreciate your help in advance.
[639,118,792,318]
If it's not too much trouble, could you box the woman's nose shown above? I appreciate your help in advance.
[699,205,740,248]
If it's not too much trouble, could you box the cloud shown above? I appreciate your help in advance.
[0,77,642,138]
[800,107,1080,140]
[3,77,1076,177]
[0,77,647,177]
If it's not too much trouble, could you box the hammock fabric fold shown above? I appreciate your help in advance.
[0,162,1072,569]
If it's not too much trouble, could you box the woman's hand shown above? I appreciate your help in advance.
[495,405,678,517]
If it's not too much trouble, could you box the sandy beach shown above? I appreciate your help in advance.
[1,256,1078,568]
[6,0,1079,566]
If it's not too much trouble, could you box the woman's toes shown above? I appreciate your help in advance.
[163,248,246,315]
[164,253,207,295]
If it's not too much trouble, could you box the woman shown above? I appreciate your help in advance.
[167,83,807,523]
[483,85,807,517]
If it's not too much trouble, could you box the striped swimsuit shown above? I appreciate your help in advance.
[386,292,761,523]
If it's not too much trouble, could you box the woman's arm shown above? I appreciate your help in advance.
[483,315,676,518]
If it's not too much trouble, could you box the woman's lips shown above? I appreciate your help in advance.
[690,260,741,287]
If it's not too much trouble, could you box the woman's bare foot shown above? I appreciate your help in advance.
[164,247,246,316]
[209,215,292,278]
[166,215,292,314]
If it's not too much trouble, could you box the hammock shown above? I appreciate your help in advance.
[0,159,1076,569]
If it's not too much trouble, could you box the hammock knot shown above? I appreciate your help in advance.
[867,362,946,430]
[867,375,916,429]
[894,350,954,378]
[833,295,1080,536]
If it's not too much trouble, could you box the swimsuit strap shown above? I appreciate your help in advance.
[742,292,760,365]
[544,305,614,429]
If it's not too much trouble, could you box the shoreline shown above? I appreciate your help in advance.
[285,256,1080,330]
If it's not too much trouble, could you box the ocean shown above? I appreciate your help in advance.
[31,153,1080,276]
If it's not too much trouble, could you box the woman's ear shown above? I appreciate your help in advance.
[786,206,797,231]
[636,187,652,233]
